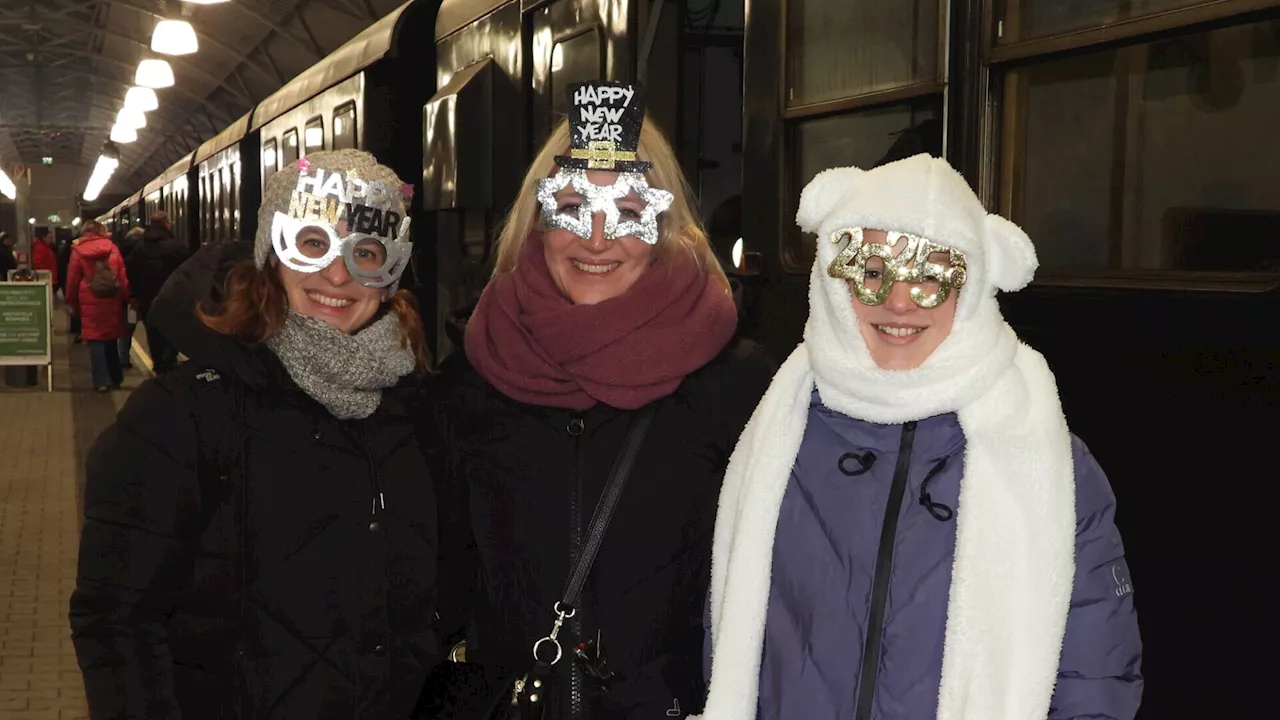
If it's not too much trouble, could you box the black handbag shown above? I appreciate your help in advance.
[412,405,657,720]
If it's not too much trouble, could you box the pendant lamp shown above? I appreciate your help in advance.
[116,107,147,130]
[152,19,198,56]
[136,59,175,88]
[110,123,138,144]
[124,86,159,112]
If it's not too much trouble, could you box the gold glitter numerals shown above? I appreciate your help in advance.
[826,228,967,308]
[909,238,967,308]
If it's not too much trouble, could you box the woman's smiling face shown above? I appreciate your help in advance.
[541,169,656,305]
[275,220,386,333]
[848,229,959,370]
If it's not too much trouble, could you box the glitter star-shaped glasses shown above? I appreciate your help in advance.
[536,168,674,245]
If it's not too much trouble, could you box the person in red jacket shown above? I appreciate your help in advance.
[67,221,131,392]
[31,227,59,285]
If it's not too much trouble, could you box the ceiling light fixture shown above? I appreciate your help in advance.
[124,86,159,112]
[0,169,16,200]
[83,153,120,203]
[110,123,138,144]
[151,19,198,56]
[116,107,147,130]
[135,58,175,88]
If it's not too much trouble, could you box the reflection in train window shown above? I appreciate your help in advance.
[784,96,942,270]
[333,103,357,150]
[211,167,222,242]
[229,161,240,239]
[551,29,602,118]
[263,138,279,185]
[998,0,1207,44]
[304,117,324,154]
[1003,19,1280,274]
[283,129,300,167]
[786,0,940,108]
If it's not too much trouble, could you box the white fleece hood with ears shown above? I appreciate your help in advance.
[694,154,1079,720]
[797,153,1039,423]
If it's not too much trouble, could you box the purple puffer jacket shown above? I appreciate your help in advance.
[707,390,1143,719]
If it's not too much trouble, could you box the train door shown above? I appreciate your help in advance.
[527,1,622,147]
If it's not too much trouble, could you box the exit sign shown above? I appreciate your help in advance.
[41,157,52,165]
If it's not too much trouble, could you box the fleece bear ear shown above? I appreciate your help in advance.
[796,166,865,235]
[982,213,1038,292]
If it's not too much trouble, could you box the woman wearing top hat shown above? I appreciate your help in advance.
[429,81,775,719]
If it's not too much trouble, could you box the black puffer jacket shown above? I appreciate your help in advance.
[70,242,441,719]
[431,312,775,720]
[124,223,189,315]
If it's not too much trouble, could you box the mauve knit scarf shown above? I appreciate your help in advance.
[464,235,738,410]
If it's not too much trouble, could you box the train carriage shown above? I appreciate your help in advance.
[141,153,197,252]
[193,113,258,251]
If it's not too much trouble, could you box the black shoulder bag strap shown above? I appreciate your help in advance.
[519,403,658,707]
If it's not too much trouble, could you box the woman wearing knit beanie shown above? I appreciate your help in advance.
[71,149,441,718]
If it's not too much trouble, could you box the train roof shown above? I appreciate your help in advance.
[250,0,417,133]
[143,152,195,197]
[195,113,253,166]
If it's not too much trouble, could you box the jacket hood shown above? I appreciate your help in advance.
[75,235,116,259]
[149,241,283,388]
[150,242,426,404]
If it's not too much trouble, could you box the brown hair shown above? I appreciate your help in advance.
[81,220,107,237]
[196,259,432,373]
[492,116,729,292]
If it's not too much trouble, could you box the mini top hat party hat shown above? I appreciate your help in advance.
[554,80,651,173]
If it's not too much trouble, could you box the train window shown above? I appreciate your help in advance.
[551,29,602,118]
[998,0,1211,44]
[1001,19,1280,274]
[333,103,357,150]
[786,0,940,109]
[783,96,942,270]
[283,129,300,167]
[304,117,325,154]
[263,139,279,184]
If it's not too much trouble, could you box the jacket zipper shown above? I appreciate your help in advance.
[358,424,391,705]
[567,412,586,720]
[854,421,917,720]
[357,425,386,530]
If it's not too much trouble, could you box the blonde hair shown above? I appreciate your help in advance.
[492,116,729,292]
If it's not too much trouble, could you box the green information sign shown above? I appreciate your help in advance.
[0,282,52,365]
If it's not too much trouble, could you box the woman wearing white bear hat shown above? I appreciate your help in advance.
[694,154,1142,720]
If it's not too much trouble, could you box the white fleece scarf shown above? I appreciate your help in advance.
[693,155,1078,720]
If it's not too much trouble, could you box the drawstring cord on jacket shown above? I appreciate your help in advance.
[918,457,954,522]
[838,451,876,476]
[837,449,954,522]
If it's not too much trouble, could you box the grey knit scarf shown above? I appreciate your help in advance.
[266,310,416,420]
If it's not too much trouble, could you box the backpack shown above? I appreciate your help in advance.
[88,258,119,298]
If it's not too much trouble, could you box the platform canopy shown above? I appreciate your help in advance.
[0,0,409,204]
